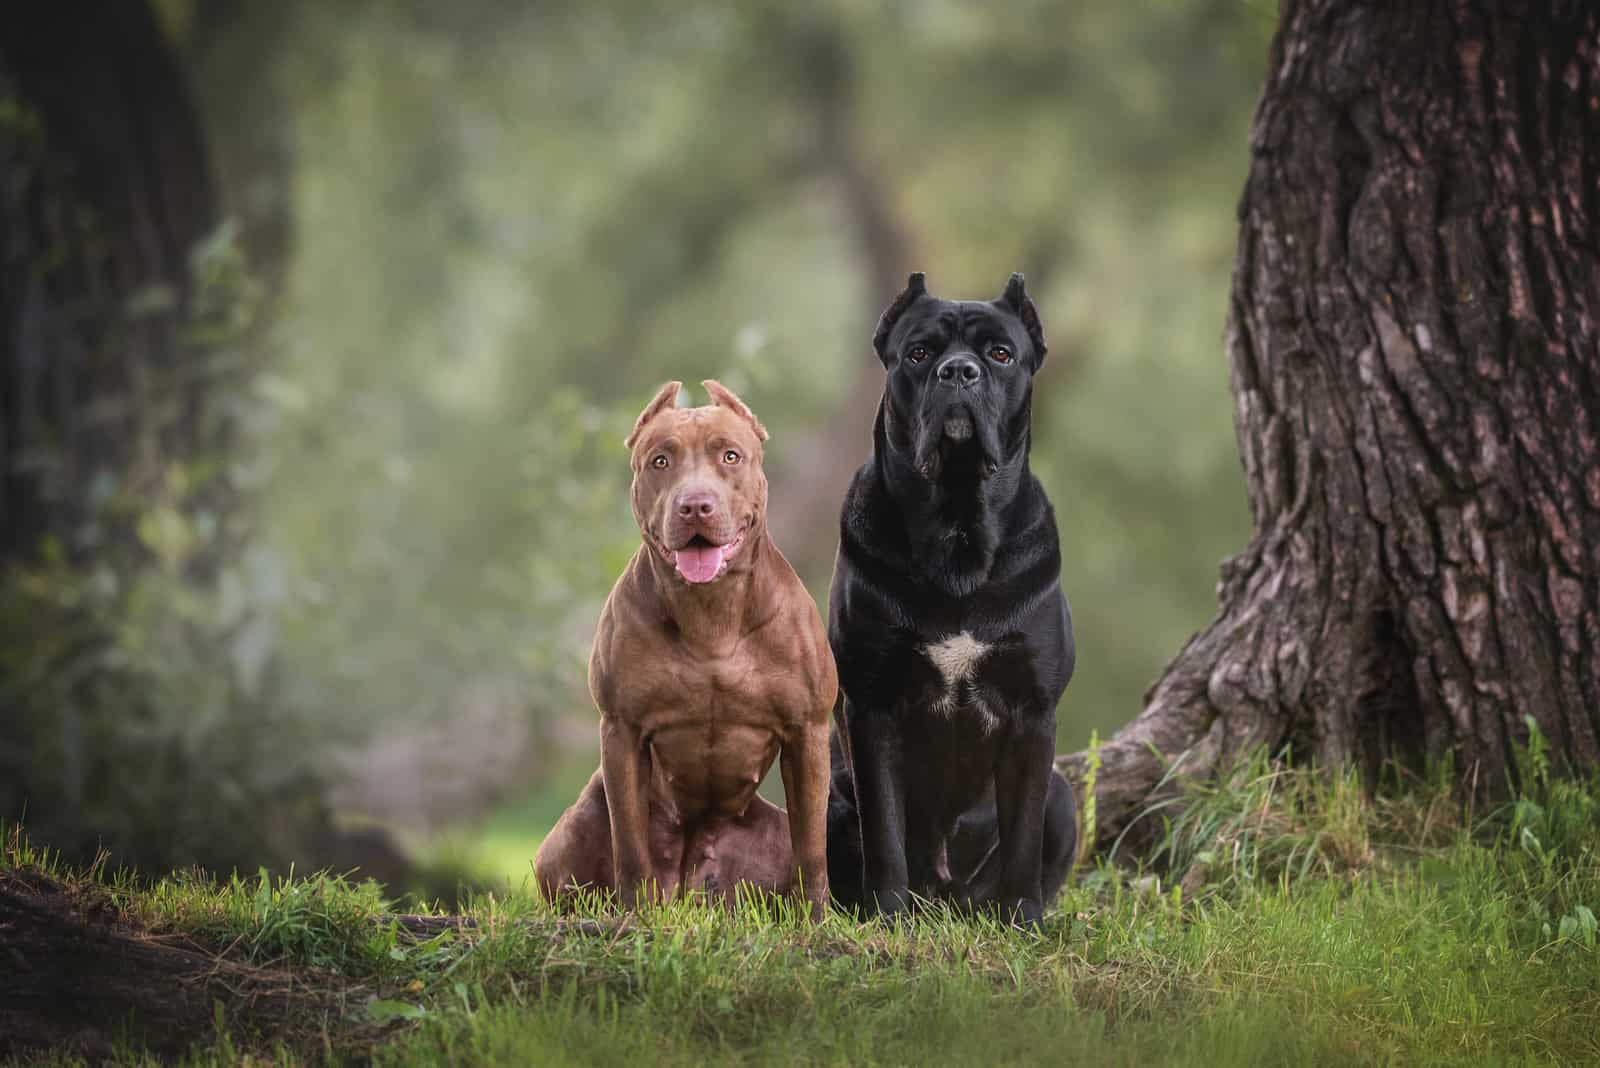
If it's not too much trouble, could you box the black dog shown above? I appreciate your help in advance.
[826,271,1076,927]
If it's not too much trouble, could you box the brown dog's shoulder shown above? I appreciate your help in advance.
[585,555,652,715]
[767,566,838,725]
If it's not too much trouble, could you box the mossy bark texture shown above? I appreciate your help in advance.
[1063,0,1600,848]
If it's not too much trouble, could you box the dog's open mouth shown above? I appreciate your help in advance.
[671,527,746,584]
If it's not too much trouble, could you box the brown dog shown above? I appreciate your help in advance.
[534,380,836,914]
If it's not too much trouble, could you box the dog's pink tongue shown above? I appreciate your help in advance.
[673,544,725,583]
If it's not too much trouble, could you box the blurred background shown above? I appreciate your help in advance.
[1,0,1270,894]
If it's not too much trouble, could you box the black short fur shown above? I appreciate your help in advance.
[826,271,1077,927]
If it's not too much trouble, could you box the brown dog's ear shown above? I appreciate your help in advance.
[998,272,1048,366]
[871,271,929,365]
[702,379,768,442]
[624,380,682,449]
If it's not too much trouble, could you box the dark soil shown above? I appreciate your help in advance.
[0,868,360,1061]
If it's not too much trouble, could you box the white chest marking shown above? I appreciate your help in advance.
[921,632,1001,732]
[923,632,990,687]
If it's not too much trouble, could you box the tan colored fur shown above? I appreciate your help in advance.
[535,382,836,914]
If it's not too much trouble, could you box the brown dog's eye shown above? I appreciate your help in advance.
[907,345,931,363]
[723,449,741,465]
[652,455,669,469]
[988,345,1013,364]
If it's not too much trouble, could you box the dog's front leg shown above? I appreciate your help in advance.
[600,714,655,908]
[993,719,1054,927]
[846,701,911,917]
[779,718,832,919]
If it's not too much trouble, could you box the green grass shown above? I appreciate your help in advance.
[6,748,1598,1067]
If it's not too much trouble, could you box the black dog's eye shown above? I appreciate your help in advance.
[651,455,669,469]
[987,344,1013,364]
[907,345,931,364]
[722,449,741,465]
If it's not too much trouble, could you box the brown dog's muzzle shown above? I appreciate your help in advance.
[662,481,746,584]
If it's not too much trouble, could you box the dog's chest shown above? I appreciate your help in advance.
[919,631,1002,732]
[616,640,814,732]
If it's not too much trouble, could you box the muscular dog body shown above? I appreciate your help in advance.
[535,381,835,913]
[827,273,1077,927]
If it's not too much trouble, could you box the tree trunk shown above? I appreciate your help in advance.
[1060,0,1600,849]
[0,0,220,566]
[766,21,920,580]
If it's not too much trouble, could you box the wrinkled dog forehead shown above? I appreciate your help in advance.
[633,407,765,461]
[625,379,769,466]
[890,300,1027,348]
[872,272,1048,368]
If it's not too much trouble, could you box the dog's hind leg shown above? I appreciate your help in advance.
[1039,768,1078,906]
[943,799,1001,908]
[824,732,867,912]
[534,769,693,906]
[533,769,616,904]
[943,767,1077,913]
[690,797,794,904]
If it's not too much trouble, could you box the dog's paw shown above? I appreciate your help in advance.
[866,885,911,923]
[999,896,1044,930]
[617,875,665,911]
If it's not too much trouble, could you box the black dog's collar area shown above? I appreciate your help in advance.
[912,408,1002,483]
[918,444,997,484]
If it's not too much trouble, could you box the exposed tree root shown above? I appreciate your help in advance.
[1059,0,1600,854]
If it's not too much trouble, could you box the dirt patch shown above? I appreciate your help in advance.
[0,868,367,1061]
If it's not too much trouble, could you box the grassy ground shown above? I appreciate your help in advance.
[5,743,1598,1066]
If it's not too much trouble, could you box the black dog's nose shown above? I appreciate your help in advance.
[936,354,982,387]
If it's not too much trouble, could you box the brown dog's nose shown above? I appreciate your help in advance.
[675,490,718,520]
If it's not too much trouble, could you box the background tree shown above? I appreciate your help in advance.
[4,0,1273,880]
[1,0,217,564]
[0,1,363,879]
[244,0,1266,774]
[1062,0,1600,848]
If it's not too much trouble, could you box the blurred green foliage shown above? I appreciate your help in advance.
[0,201,322,873]
[246,0,1268,751]
[7,0,1273,872]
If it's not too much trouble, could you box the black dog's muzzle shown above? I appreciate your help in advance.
[924,353,986,456]
[912,383,1003,482]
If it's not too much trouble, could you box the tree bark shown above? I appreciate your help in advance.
[1060,0,1600,849]
[0,0,220,566]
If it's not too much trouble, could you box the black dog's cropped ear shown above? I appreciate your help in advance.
[624,380,682,449]
[999,272,1048,365]
[702,379,768,442]
[871,272,929,364]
